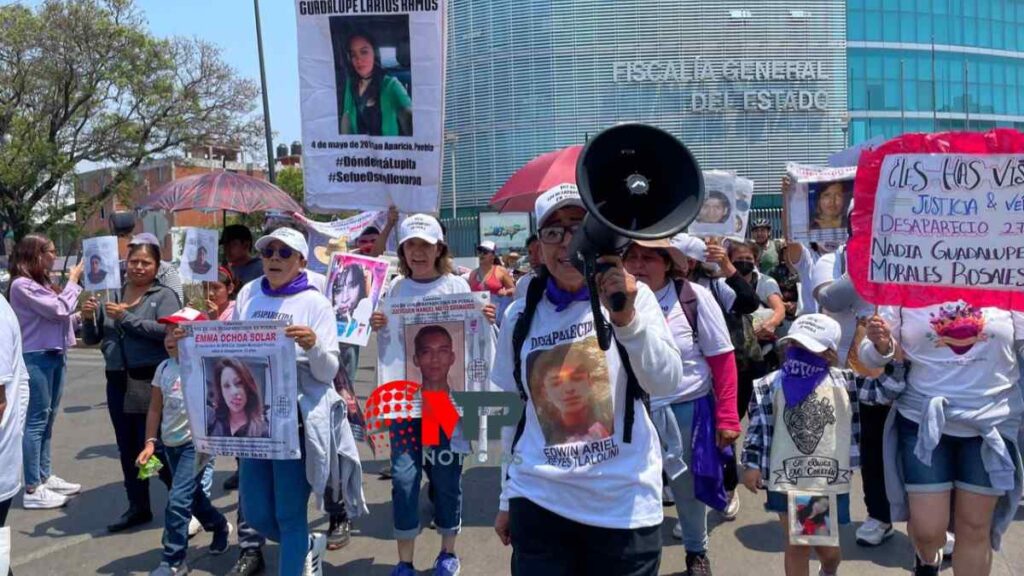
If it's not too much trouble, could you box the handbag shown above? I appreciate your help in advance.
[118,331,152,415]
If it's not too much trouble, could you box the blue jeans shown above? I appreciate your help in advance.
[22,351,66,489]
[896,413,1010,496]
[390,420,463,540]
[239,456,311,576]
[163,443,227,565]
[665,401,709,554]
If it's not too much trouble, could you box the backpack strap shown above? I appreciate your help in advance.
[616,340,646,444]
[674,278,700,344]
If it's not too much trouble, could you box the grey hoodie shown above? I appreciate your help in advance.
[82,283,182,370]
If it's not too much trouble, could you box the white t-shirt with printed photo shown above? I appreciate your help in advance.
[493,283,682,529]
[649,281,734,409]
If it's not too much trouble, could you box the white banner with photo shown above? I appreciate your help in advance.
[296,0,445,214]
[377,292,495,407]
[326,253,391,346]
[305,211,401,274]
[479,212,531,251]
[82,236,121,292]
[785,163,856,244]
[689,171,754,238]
[179,321,300,460]
[179,228,219,283]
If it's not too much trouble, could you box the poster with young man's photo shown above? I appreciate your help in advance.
[179,228,219,283]
[689,171,738,238]
[785,163,856,244]
[325,253,390,346]
[295,1,445,214]
[82,236,121,292]
[179,321,299,460]
[377,292,495,397]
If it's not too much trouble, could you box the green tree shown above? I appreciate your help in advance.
[0,0,262,243]
[277,166,304,206]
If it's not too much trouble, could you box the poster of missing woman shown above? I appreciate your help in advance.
[179,321,300,460]
[295,0,445,214]
[377,292,494,395]
[326,253,391,346]
[785,163,856,244]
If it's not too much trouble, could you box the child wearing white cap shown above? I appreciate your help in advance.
[369,213,497,576]
[741,314,899,576]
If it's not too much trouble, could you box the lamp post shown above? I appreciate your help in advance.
[254,0,276,184]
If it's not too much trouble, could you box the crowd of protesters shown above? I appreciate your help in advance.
[0,173,1019,576]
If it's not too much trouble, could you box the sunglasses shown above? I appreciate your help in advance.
[260,246,296,259]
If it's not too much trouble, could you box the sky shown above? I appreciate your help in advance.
[136,0,302,148]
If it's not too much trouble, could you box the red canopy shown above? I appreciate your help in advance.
[139,172,304,214]
[489,146,581,212]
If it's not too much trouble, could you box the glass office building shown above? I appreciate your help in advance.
[442,1,848,213]
[847,0,1024,143]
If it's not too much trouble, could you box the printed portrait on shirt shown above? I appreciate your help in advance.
[204,356,271,439]
[403,321,465,393]
[527,337,614,446]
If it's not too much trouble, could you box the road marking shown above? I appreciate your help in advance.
[11,532,96,568]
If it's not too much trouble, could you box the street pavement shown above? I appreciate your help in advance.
[7,347,1024,575]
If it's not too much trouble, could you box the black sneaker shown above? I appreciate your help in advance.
[210,522,234,555]
[327,515,351,551]
[223,471,240,491]
[686,552,713,576]
[914,554,940,576]
[228,549,265,576]
[106,508,153,533]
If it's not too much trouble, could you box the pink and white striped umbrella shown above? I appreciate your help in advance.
[139,172,304,215]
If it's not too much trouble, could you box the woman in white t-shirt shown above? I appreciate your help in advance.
[624,236,739,575]
[0,294,30,573]
[368,214,496,576]
[862,304,1024,576]
[491,185,683,575]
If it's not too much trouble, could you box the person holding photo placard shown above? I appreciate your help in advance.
[369,214,497,576]
[228,226,341,576]
[82,241,180,533]
[8,235,85,510]
[338,30,413,137]
[808,181,851,232]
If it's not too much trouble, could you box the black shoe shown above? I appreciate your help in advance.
[106,508,153,533]
[685,552,713,576]
[223,471,240,491]
[378,464,392,480]
[326,515,351,551]
[914,554,940,576]
[228,549,265,576]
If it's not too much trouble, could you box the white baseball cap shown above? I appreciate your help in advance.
[534,183,584,227]
[477,240,497,252]
[255,227,309,259]
[399,214,444,245]
[779,314,841,353]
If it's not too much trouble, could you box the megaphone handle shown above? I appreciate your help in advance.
[583,254,613,351]
[593,261,627,312]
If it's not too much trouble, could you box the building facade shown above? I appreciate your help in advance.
[848,0,1024,143]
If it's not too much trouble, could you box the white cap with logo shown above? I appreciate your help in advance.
[477,240,497,252]
[399,214,444,245]
[534,183,584,228]
[255,227,309,259]
[779,314,842,353]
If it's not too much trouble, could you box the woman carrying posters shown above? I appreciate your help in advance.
[82,242,179,532]
[368,214,496,576]
[490,185,683,575]
[861,305,1024,576]
[207,358,270,439]
[338,31,412,137]
[624,237,739,576]
[7,235,85,509]
[230,227,340,576]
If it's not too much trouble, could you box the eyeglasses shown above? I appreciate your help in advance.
[538,224,582,245]
[260,246,296,259]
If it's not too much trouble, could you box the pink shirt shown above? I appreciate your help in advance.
[9,277,82,353]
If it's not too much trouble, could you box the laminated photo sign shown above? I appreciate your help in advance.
[179,228,219,283]
[179,321,299,460]
[787,491,839,547]
[296,0,446,214]
[785,163,856,244]
[82,236,121,292]
[325,253,391,346]
[689,171,752,238]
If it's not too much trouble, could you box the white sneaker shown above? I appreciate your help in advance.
[187,516,203,539]
[671,520,682,540]
[303,532,327,576]
[855,517,894,547]
[44,475,81,496]
[23,486,68,510]
[943,531,955,557]
[720,491,740,521]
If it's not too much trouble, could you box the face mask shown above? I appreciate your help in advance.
[733,261,755,275]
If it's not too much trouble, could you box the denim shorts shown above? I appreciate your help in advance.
[765,491,851,525]
[896,412,1009,496]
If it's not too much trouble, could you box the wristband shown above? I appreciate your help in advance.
[145,438,158,445]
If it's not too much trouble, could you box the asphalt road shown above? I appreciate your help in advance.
[6,347,1024,575]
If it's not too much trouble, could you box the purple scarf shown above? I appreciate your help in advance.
[691,394,730,511]
[261,272,317,297]
[781,346,831,408]
[545,277,590,312]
